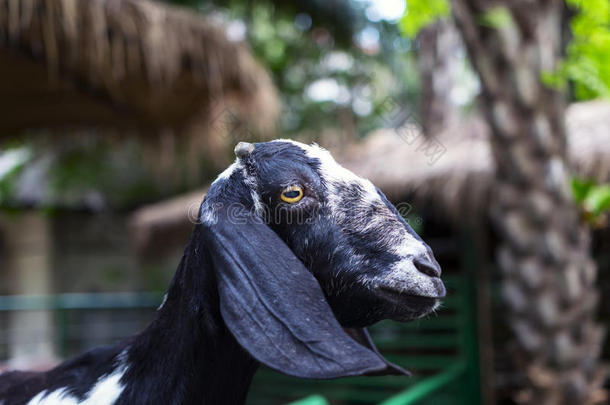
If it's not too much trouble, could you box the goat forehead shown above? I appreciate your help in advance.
[272,139,375,192]
[275,140,365,181]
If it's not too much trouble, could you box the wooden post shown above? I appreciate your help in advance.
[1,211,56,367]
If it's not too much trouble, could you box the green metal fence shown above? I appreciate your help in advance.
[0,274,479,404]
[0,292,162,359]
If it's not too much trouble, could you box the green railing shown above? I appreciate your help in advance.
[0,292,163,358]
[284,362,468,405]
[289,395,330,405]
[0,273,479,404]
[0,292,163,311]
[379,362,466,405]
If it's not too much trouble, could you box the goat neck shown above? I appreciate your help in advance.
[119,225,259,405]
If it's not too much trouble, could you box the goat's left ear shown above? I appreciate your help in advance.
[202,206,406,379]
[343,328,409,376]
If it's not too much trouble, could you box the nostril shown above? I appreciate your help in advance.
[413,256,441,278]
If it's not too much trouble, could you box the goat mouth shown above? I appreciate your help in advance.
[375,286,445,304]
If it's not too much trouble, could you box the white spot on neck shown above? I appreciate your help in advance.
[26,352,128,405]
[157,293,168,311]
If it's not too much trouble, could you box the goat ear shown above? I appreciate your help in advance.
[343,328,410,376]
[203,207,395,379]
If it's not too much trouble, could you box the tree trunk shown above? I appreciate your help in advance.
[449,1,605,404]
[417,19,461,136]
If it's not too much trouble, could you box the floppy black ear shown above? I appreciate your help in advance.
[343,328,409,376]
[202,206,401,379]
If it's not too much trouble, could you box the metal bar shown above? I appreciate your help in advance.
[377,362,467,405]
[286,395,330,405]
[0,292,164,311]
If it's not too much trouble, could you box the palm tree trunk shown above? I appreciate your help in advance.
[449,0,605,403]
[417,19,461,136]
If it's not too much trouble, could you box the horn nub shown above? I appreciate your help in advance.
[234,142,255,159]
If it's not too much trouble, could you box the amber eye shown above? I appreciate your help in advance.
[280,185,304,203]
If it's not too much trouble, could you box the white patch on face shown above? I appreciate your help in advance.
[373,260,440,298]
[391,233,428,258]
[27,353,128,405]
[277,139,371,185]
[275,140,378,209]
[202,153,265,224]
[241,166,264,216]
[201,154,265,224]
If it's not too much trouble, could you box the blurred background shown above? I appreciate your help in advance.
[0,0,609,404]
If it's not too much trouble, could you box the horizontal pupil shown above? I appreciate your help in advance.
[283,190,301,198]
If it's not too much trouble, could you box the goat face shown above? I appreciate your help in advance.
[199,140,445,379]
[234,140,444,325]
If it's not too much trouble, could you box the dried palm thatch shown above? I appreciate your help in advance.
[129,187,206,254]
[341,101,610,220]
[129,101,610,251]
[0,0,278,136]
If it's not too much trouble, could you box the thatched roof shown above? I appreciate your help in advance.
[129,187,206,254]
[0,0,278,136]
[341,101,610,218]
[129,101,610,251]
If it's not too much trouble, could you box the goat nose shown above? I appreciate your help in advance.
[413,256,441,278]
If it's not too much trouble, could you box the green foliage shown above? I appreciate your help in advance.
[555,0,610,99]
[571,177,595,202]
[208,0,421,137]
[540,69,567,91]
[398,0,450,39]
[571,177,610,226]
[586,185,610,215]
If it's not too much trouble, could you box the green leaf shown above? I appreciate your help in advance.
[571,177,595,203]
[585,184,610,215]
[399,0,450,39]
[558,0,610,100]
[541,70,567,91]
[572,177,610,226]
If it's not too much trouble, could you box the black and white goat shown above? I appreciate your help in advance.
[0,140,445,405]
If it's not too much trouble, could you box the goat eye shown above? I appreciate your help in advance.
[280,186,304,203]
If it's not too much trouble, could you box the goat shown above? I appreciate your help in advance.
[0,140,445,405]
